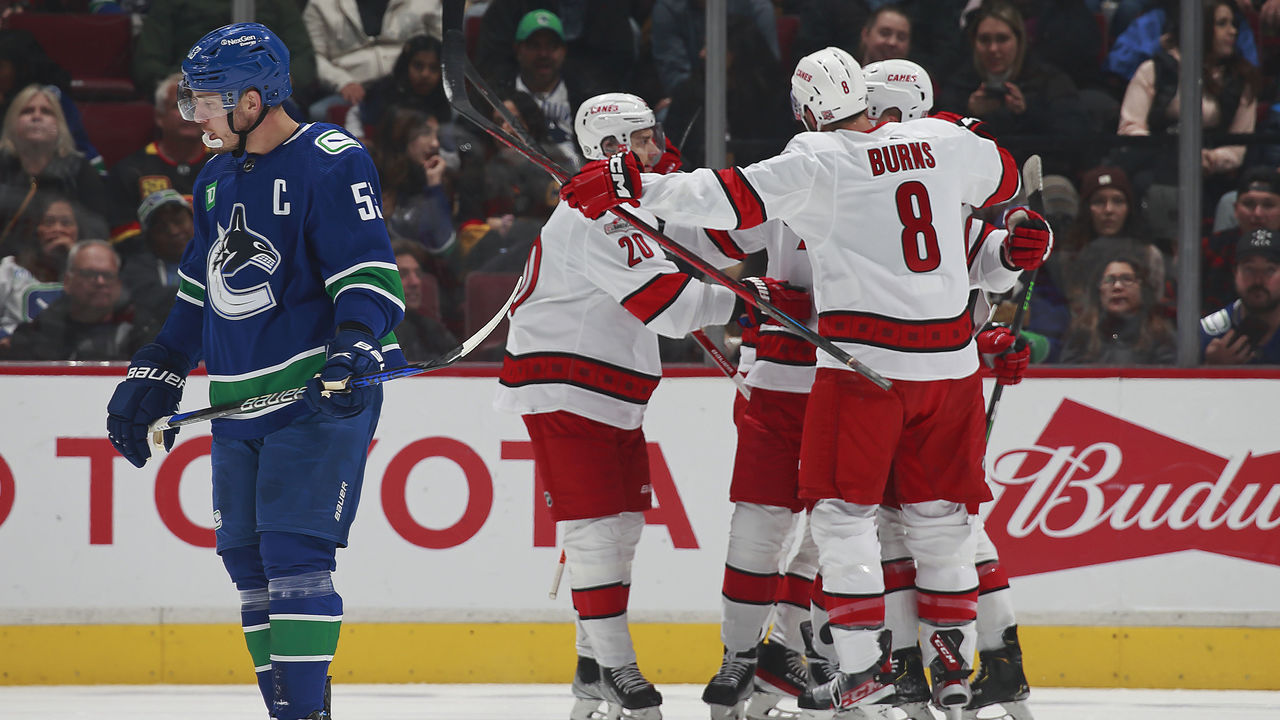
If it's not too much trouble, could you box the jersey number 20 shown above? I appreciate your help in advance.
[895,181,939,273]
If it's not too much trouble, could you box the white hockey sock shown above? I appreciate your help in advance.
[564,512,645,668]
[878,507,918,652]
[975,522,1017,652]
[770,512,819,651]
[809,499,884,673]
[721,502,795,652]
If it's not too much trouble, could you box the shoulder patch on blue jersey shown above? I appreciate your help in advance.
[314,129,360,155]
[204,180,217,210]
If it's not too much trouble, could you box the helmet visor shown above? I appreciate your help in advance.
[177,77,239,122]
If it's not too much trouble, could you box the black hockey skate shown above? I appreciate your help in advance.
[572,656,619,720]
[600,662,663,719]
[754,640,808,697]
[703,645,758,718]
[796,630,895,712]
[963,626,1034,720]
[798,620,838,688]
[926,629,973,712]
[884,647,934,720]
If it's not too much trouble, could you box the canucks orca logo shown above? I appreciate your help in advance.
[206,203,282,320]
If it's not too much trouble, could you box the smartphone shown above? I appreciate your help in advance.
[1236,314,1267,350]
[984,80,1007,99]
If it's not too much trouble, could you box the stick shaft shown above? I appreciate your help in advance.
[439,3,890,391]
[985,155,1043,439]
[691,329,750,399]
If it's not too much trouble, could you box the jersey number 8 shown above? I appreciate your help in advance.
[895,181,940,273]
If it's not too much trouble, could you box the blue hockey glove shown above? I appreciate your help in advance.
[107,343,189,468]
[303,324,386,418]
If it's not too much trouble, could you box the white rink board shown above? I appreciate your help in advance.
[1,371,1279,625]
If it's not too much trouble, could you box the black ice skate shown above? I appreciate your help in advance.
[798,621,838,688]
[963,626,1034,720]
[572,656,620,720]
[702,645,758,718]
[796,630,895,712]
[884,646,934,720]
[754,640,808,697]
[600,661,663,719]
[927,628,973,713]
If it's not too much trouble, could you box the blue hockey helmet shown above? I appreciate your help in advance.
[178,22,291,122]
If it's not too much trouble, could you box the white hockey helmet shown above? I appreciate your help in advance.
[863,59,933,122]
[790,46,867,131]
[575,92,662,160]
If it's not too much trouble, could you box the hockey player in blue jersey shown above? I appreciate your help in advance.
[105,23,405,720]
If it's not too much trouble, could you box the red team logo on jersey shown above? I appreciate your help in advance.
[985,399,1280,576]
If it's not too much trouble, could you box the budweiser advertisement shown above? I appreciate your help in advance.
[982,374,1280,621]
[2,369,1279,626]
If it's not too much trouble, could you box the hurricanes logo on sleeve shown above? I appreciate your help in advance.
[206,203,282,320]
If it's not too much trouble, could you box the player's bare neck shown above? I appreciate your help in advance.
[832,114,875,133]
[242,107,301,155]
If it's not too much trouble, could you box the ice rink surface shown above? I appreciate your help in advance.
[1,684,1277,720]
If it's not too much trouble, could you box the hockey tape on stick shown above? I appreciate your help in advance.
[985,154,1042,439]
[439,0,890,391]
[691,329,750,399]
[146,274,525,449]
[549,549,566,600]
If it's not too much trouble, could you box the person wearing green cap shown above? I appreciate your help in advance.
[509,8,582,164]
[472,1,635,119]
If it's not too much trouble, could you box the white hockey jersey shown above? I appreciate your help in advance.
[638,117,1022,382]
[494,203,737,430]
[675,219,818,394]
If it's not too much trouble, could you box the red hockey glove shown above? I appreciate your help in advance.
[977,325,1030,386]
[1002,207,1053,271]
[737,277,812,327]
[559,151,643,219]
[652,137,683,175]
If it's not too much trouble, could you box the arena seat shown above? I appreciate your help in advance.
[463,271,520,358]
[7,13,134,99]
[418,271,441,321]
[79,101,155,169]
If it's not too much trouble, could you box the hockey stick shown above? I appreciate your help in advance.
[691,329,750,399]
[440,0,890,391]
[548,549,567,600]
[146,275,524,445]
[984,155,1042,439]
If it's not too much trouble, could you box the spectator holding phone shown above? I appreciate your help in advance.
[937,1,1087,172]
[1202,228,1280,364]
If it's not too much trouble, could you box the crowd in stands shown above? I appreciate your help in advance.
[0,0,1279,367]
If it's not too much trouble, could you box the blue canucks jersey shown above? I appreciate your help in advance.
[156,122,406,439]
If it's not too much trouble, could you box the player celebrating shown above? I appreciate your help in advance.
[864,57,1035,720]
[105,23,405,720]
[495,92,783,720]
[559,47,1051,716]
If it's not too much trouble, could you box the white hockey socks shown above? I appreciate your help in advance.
[720,502,795,652]
[900,501,978,685]
[770,512,819,652]
[877,506,919,652]
[809,499,885,673]
[975,521,1018,652]
[563,512,645,669]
